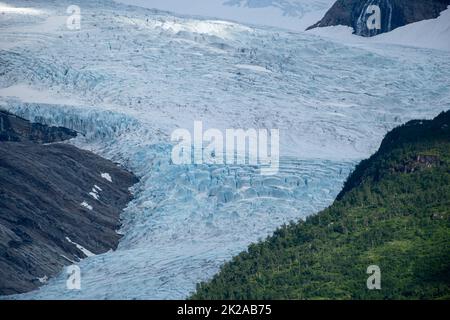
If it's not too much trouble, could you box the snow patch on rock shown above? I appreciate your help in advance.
[101,173,113,183]
[65,237,96,258]
[80,201,93,211]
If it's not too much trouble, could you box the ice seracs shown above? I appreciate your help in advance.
[1,0,449,300]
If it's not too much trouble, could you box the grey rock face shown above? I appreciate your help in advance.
[0,110,138,295]
[307,0,450,36]
[0,110,77,143]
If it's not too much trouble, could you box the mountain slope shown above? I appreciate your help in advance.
[307,0,450,36]
[192,111,450,300]
[0,111,138,295]
[1,0,449,299]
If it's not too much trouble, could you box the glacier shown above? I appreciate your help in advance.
[113,0,336,31]
[0,0,449,299]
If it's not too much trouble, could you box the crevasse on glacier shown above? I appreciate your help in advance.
[2,101,354,299]
[1,0,449,299]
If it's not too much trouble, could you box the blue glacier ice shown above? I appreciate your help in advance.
[0,0,449,299]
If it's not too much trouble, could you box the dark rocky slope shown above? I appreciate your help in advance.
[0,110,138,295]
[0,110,77,143]
[307,0,450,36]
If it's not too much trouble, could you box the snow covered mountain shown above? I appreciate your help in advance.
[114,0,336,31]
[307,0,450,36]
[306,6,450,52]
[0,0,449,299]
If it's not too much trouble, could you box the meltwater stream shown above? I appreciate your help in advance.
[1,0,449,299]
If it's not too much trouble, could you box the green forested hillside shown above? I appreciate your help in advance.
[192,111,450,300]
